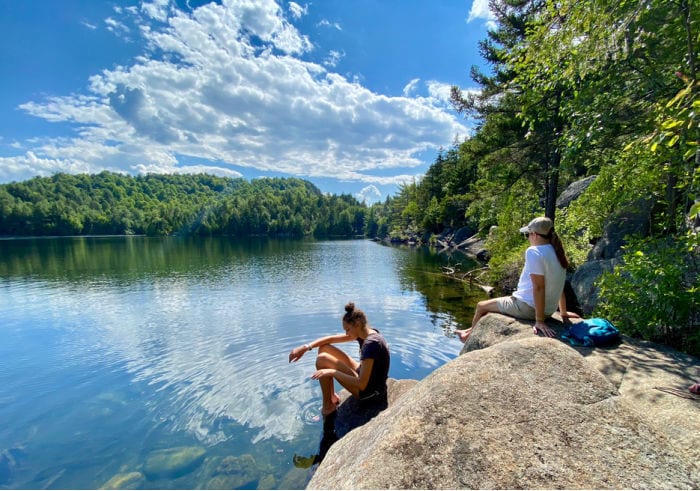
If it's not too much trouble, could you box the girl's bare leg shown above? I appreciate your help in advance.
[454,327,472,343]
[317,376,337,416]
[315,345,359,415]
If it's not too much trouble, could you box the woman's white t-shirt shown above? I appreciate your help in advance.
[512,244,566,315]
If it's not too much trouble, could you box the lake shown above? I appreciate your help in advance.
[0,236,485,489]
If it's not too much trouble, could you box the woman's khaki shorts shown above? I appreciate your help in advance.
[496,296,536,320]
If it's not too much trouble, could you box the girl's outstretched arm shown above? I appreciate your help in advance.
[288,333,353,363]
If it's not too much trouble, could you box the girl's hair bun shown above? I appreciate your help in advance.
[343,302,366,327]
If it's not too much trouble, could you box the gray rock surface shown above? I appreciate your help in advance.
[143,446,206,480]
[334,378,419,438]
[589,198,654,261]
[556,175,597,209]
[100,471,145,490]
[308,314,699,490]
[570,258,620,315]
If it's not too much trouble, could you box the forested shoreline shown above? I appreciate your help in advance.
[0,172,377,239]
[371,0,699,355]
[377,0,698,261]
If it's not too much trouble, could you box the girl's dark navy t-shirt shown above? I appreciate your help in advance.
[357,331,390,400]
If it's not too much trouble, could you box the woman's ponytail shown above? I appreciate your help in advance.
[549,230,570,270]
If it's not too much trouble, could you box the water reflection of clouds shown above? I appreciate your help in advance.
[125,291,453,443]
[98,283,319,445]
[16,241,465,446]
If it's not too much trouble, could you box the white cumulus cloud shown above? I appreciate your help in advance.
[5,0,467,187]
[402,78,421,97]
[356,184,382,204]
[467,0,496,29]
[288,2,307,19]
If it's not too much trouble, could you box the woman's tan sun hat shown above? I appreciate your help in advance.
[519,216,553,235]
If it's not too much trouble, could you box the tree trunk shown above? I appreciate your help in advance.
[545,90,563,222]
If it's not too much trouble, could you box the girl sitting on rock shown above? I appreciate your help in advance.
[455,216,580,342]
[289,302,390,417]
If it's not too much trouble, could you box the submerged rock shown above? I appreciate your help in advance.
[143,446,206,480]
[204,454,258,489]
[279,465,310,490]
[257,473,277,489]
[100,471,144,490]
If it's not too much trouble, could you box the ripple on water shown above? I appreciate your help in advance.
[299,400,323,425]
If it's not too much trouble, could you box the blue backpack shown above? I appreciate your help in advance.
[561,318,620,347]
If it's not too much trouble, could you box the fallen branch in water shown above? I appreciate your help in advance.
[441,265,495,297]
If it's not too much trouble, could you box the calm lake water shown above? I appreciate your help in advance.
[0,237,485,489]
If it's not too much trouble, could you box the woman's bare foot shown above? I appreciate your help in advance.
[455,328,472,343]
[320,393,341,416]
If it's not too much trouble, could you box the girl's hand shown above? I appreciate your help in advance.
[560,311,581,320]
[311,369,335,380]
[288,346,306,363]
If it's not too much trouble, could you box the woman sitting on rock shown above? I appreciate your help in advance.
[455,216,580,342]
[289,302,390,417]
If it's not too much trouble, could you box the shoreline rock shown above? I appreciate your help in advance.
[308,314,700,489]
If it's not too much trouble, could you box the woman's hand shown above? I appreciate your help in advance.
[288,346,307,363]
[311,368,335,380]
[533,321,556,337]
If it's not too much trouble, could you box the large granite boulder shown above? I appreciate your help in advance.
[308,314,699,489]
[570,257,620,316]
[334,378,419,438]
[589,198,655,261]
[296,378,420,471]
[557,175,597,209]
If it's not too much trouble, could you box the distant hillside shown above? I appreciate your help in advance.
[0,172,369,238]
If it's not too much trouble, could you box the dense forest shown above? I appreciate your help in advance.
[368,0,699,354]
[0,172,375,239]
[376,0,697,254]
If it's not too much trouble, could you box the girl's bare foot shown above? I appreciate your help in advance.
[321,405,337,417]
[320,393,341,416]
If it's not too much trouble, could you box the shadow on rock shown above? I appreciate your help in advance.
[294,379,417,470]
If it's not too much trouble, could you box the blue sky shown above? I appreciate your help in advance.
[0,0,495,204]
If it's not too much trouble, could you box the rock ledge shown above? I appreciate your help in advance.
[308,314,699,489]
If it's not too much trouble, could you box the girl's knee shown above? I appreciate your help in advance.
[475,301,490,315]
[315,351,333,369]
[317,344,333,355]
